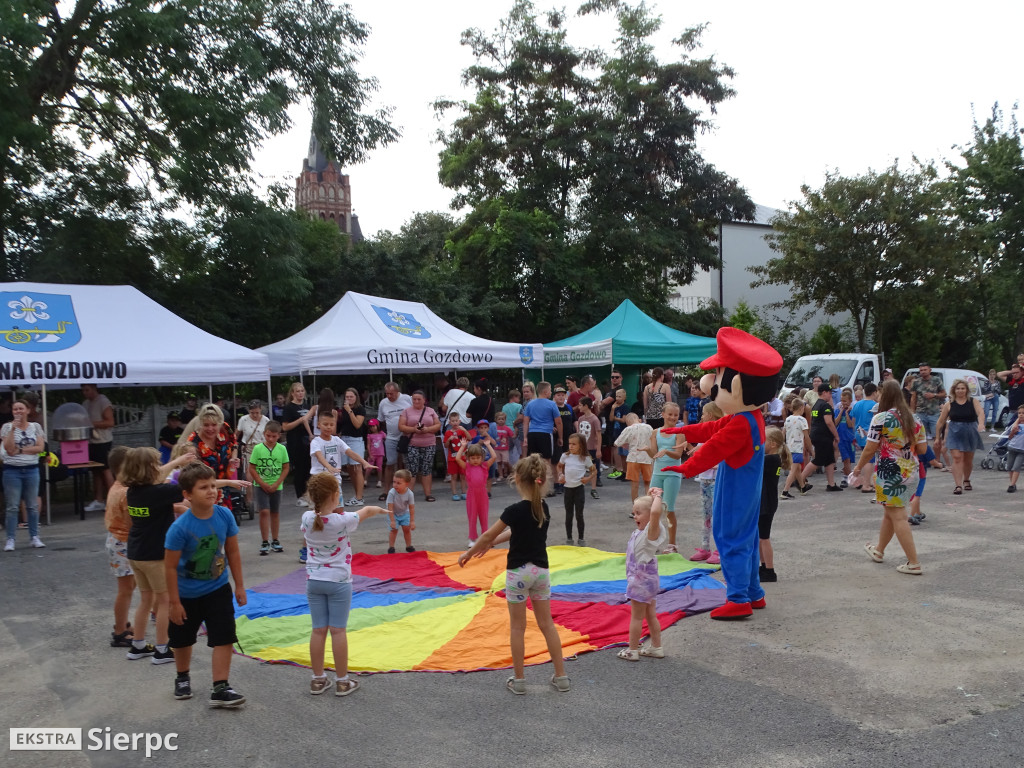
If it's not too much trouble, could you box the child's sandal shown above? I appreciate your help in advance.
[639,645,665,658]
[616,648,640,662]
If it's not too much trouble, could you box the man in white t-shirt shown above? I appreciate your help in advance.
[82,384,115,512]
[441,376,475,428]
[376,382,413,499]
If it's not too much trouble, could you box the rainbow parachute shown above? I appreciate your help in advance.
[235,546,725,673]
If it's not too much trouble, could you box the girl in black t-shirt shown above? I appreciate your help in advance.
[458,454,571,695]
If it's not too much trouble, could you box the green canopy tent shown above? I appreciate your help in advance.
[546,299,717,365]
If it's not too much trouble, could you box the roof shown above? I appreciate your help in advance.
[0,283,269,386]
[257,291,541,374]
[546,299,717,365]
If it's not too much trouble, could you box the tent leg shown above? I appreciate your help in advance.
[42,384,50,526]
[267,379,272,414]
[207,384,213,404]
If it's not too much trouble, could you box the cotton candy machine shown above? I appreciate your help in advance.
[52,402,92,463]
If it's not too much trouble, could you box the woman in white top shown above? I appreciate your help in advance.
[2,399,46,550]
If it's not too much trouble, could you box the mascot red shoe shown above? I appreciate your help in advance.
[663,327,782,619]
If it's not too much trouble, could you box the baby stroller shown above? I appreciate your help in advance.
[224,486,254,525]
[980,426,1010,471]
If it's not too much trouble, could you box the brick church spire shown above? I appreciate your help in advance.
[294,129,363,241]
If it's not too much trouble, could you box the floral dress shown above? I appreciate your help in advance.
[189,424,238,509]
[866,409,925,508]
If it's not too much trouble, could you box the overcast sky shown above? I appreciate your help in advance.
[254,1,1024,238]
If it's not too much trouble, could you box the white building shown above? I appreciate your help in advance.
[669,204,843,328]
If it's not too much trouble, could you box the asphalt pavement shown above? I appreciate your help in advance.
[2,455,1024,767]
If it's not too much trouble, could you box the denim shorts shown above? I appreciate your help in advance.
[307,579,353,629]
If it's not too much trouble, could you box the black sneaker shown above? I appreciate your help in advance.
[126,642,156,660]
[780,491,795,500]
[151,647,175,665]
[595,479,603,487]
[800,484,813,494]
[1008,485,1017,493]
[760,568,778,583]
[209,682,245,708]
[270,539,284,552]
[174,676,192,700]
[826,484,843,492]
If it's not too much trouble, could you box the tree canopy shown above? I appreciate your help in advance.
[0,0,397,280]
[434,0,753,339]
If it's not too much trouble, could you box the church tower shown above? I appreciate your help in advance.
[294,132,363,241]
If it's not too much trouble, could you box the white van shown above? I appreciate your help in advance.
[900,367,1010,427]
[780,354,881,399]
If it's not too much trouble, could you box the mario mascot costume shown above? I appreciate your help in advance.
[663,327,783,619]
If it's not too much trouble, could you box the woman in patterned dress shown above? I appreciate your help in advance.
[852,380,927,575]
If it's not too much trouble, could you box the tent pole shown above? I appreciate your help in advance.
[267,379,272,415]
[42,384,50,526]
[207,384,213,404]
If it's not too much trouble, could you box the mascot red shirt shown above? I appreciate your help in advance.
[664,327,783,619]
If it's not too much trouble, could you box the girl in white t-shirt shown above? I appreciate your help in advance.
[300,473,386,697]
[556,433,594,546]
[781,398,812,498]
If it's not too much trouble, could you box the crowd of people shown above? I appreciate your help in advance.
[2,354,1021,701]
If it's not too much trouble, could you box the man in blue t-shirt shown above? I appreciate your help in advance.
[522,381,563,473]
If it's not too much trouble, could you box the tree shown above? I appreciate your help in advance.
[890,305,941,376]
[435,0,753,339]
[752,163,953,354]
[945,104,1024,362]
[0,0,397,279]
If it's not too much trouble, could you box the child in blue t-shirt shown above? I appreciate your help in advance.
[684,383,704,426]
[835,389,857,480]
[164,463,246,708]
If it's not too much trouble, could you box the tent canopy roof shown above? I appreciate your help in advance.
[547,299,716,366]
[258,291,541,375]
[0,282,269,386]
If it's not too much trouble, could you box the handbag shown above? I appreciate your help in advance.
[397,406,426,454]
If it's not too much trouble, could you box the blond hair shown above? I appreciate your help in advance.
[307,473,341,531]
[512,454,548,527]
[702,403,724,421]
[764,427,791,470]
[120,447,161,487]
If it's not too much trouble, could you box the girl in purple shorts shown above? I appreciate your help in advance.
[458,454,570,695]
[618,487,667,661]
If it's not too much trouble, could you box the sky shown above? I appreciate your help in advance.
[254,1,1024,239]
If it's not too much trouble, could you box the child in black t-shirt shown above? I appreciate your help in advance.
[458,455,570,695]
[124,447,190,664]
[759,428,790,583]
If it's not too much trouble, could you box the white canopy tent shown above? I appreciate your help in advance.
[0,282,271,524]
[258,291,543,375]
[0,282,270,386]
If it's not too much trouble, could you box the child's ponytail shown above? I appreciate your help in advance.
[513,454,549,527]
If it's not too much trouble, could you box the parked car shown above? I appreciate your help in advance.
[780,353,881,399]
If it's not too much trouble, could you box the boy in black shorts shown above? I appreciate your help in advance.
[801,383,842,492]
[164,463,247,707]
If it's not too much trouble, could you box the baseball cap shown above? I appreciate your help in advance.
[167,411,180,420]
[368,418,379,426]
[477,419,489,426]
[553,386,567,393]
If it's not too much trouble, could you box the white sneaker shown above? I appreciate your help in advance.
[84,500,105,512]
[468,539,476,548]
[295,498,308,507]
[376,481,382,488]
[345,498,361,506]
[4,539,13,552]
[30,536,45,549]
